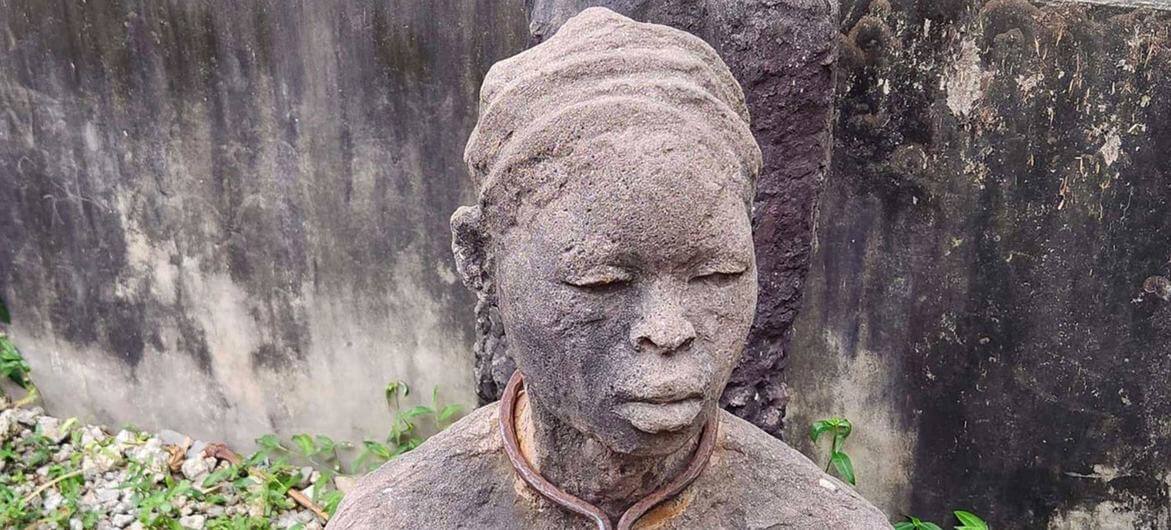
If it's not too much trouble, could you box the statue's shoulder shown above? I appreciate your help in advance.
[326,403,518,530]
[699,410,891,528]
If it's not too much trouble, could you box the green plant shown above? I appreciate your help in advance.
[810,417,855,485]
[352,381,462,474]
[895,516,943,530]
[252,460,299,516]
[120,461,199,528]
[0,301,39,406]
[0,333,32,391]
[894,511,989,530]
[0,483,32,527]
[953,511,989,530]
[206,515,275,530]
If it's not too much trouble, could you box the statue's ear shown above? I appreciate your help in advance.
[451,205,490,292]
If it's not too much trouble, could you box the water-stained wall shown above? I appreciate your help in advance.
[0,0,529,448]
[787,1,1171,527]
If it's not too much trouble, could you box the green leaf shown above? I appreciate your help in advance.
[810,419,834,443]
[315,435,336,455]
[437,403,463,423]
[0,337,31,387]
[833,418,853,447]
[830,451,856,485]
[385,381,410,402]
[291,434,315,457]
[921,523,944,530]
[0,296,10,324]
[894,523,917,530]
[954,510,988,530]
[401,405,434,420]
[363,440,392,460]
[256,434,283,451]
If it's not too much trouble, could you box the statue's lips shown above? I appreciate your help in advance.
[614,398,704,434]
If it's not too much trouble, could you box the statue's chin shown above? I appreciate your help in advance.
[592,410,708,458]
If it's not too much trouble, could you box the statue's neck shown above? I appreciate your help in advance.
[515,391,699,522]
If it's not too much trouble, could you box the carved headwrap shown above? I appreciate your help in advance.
[463,7,761,233]
[454,7,762,399]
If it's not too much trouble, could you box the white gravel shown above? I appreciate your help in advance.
[0,399,334,529]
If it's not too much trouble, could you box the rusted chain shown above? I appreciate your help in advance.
[499,370,718,530]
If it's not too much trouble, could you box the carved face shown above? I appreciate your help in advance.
[493,133,757,456]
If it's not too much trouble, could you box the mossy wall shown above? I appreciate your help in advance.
[787,1,1171,527]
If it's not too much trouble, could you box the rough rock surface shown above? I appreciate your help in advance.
[329,404,887,529]
[788,1,1171,527]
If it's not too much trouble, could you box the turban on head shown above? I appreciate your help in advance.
[463,7,761,231]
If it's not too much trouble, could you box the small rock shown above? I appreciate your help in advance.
[179,514,205,529]
[54,444,73,462]
[128,437,168,476]
[43,488,64,511]
[95,487,120,504]
[0,409,15,441]
[181,455,213,481]
[111,513,135,527]
[80,426,108,447]
[334,475,358,494]
[37,416,67,443]
[12,407,39,426]
[83,447,123,478]
[112,430,138,455]
[275,510,306,528]
[187,440,208,459]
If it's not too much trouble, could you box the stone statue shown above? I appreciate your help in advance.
[329,8,888,529]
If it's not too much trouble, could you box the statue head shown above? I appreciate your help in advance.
[452,8,762,457]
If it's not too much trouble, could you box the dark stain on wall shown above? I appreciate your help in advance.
[789,0,1171,527]
[0,0,529,446]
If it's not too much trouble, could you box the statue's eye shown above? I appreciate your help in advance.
[563,266,633,291]
[691,269,745,286]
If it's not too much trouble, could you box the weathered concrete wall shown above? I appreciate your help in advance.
[0,0,529,448]
[787,0,1171,527]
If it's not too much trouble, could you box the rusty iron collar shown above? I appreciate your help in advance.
[499,370,718,530]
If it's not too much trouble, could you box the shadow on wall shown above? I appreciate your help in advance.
[788,1,1171,528]
[0,0,529,448]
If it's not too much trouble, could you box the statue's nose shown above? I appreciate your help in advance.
[629,283,696,355]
